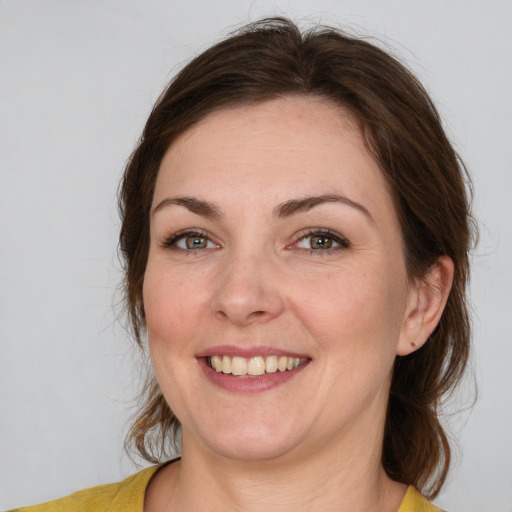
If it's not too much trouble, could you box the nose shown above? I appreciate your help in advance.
[210,250,285,326]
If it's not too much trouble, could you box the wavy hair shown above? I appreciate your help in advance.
[119,17,475,498]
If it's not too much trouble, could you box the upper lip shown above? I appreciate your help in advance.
[195,345,311,359]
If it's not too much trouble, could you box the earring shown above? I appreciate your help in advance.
[410,339,418,349]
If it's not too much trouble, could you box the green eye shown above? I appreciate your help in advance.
[163,230,217,251]
[185,235,208,249]
[309,235,333,250]
[295,230,349,252]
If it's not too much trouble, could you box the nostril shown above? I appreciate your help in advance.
[210,272,285,325]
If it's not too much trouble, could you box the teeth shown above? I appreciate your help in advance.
[221,355,232,374]
[248,356,265,376]
[231,356,247,376]
[208,355,306,376]
[265,355,278,373]
[211,355,223,372]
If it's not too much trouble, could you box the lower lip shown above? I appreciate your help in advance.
[198,358,310,393]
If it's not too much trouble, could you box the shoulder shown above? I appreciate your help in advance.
[7,465,161,512]
[398,486,446,512]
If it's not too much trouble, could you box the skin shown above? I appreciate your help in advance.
[142,96,453,511]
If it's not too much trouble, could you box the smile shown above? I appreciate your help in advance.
[208,355,308,376]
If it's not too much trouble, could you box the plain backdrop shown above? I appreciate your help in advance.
[1,1,511,510]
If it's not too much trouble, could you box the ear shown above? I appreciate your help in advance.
[397,256,454,356]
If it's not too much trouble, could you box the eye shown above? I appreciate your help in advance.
[293,229,349,252]
[163,230,218,251]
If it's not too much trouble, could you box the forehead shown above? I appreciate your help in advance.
[154,96,393,218]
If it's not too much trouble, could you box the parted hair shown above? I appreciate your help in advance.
[119,17,474,498]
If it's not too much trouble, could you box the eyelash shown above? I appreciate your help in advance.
[162,229,216,251]
[292,228,350,254]
[161,228,350,254]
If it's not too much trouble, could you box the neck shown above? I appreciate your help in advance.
[146,427,407,512]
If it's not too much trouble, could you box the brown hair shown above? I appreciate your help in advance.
[119,17,474,498]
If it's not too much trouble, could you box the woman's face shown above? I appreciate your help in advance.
[144,96,416,463]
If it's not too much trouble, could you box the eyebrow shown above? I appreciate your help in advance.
[152,193,372,222]
[152,196,223,218]
[274,194,373,222]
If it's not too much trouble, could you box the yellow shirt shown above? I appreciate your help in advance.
[8,466,443,512]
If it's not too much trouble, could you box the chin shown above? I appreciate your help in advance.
[187,417,308,462]
[208,438,299,462]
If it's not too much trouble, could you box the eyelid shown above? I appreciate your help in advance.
[288,228,350,250]
[161,227,348,252]
[162,228,219,250]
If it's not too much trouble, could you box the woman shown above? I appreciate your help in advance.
[11,17,473,512]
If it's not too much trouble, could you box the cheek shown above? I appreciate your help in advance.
[142,263,211,419]
[288,267,407,418]
[289,265,406,358]
[143,262,210,353]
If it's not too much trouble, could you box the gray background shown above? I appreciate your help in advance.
[1,1,511,510]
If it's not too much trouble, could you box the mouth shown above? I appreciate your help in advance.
[196,346,311,393]
[207,355,309,377]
